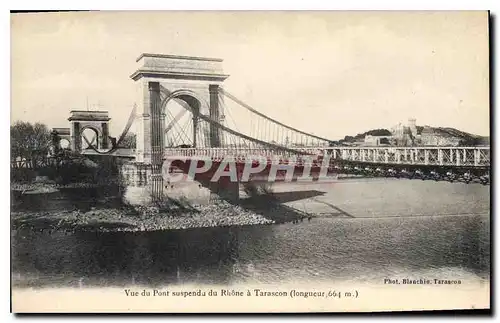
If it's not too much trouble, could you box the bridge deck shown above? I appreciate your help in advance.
[81,148,136,158]
[163,146,490,167]
[79,146,489,168]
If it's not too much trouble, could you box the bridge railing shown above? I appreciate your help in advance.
[163,147,310,159]
[322,146,490,167]
[163,146,490,167]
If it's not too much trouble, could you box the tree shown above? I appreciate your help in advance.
[379,138,390,145]
[119,132,137,149]
[365,129,392,136]
[11,121,52,169]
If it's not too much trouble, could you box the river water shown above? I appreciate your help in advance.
[11,179,490,288]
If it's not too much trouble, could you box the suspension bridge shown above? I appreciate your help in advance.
[51,53,490,204]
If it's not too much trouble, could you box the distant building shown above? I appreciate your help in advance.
[363,118,419,146]
[389,118,420,146]
[408,118,417,138]
[353,117,474,147]
[364,135,391,146]
[391,122,405,138]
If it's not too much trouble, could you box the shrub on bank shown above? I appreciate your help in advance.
[56,158,98,184]
[10,150,126,186]
[10,168,36,183]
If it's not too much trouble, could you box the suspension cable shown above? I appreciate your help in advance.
[79,105,137,155]
[220,88,332,144]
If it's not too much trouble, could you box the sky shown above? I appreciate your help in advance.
[11,11,490,140]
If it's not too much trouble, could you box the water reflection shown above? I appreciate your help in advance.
[12,226,247,288]
[11,181,490,289]
[11,186,122,212]
[12,213,489,288]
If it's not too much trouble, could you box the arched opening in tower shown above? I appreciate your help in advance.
[164,94,205,148]
[81,128,99,150]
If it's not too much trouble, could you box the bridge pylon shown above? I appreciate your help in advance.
[123,53,230,204]
[66,110,111,152]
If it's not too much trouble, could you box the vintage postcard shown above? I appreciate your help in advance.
[10,11,490,313]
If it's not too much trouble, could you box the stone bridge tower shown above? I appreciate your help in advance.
[127,53,229,203]
[68,110,111,151]
[131,53,229,163]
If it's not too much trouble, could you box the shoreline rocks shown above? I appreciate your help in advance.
[11,181,119,192]
[11,200,275,233]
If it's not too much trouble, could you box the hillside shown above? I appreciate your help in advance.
[337,126,489,146]
[432,127,489,146]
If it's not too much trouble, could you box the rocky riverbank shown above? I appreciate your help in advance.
[11,200,275,233]
[11,181,119,192]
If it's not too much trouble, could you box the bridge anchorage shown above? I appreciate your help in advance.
[56,53,489,206]
[51,104,140,158]
[51,111,111,153]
